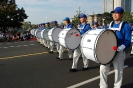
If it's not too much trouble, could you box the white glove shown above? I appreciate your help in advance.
[117,45,125,51]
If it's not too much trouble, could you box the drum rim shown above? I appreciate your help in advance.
[94,29,118,65]
[65,29,81,50]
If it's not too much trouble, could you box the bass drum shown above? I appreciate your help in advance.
[43,30,50,40]
[58,28,81,50]
[81,29,118,65]
[48,28,62,42]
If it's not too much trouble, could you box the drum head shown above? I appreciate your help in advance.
[52,28,62,42]
[43,30,49,40]
[95,30,117,64]
[65,29,81,49]
[36,30,42,39]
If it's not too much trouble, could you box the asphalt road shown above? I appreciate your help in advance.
[0,40,133,88]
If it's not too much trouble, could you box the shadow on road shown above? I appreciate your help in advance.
[125,56,133,68]
[121,83,133,88]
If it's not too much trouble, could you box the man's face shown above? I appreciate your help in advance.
[112,12,123,21]
[80,17,86,23]
[63,20,67,25]
[45,24,48,27]
[94,24,98,27]
[53,23,56,26]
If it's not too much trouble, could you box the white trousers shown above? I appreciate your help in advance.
[46,40,50,48]
[72,47,89,69]
[56,43,60,52]
[42,39,47,47]
[58,46,73,59]
[50,42,54,51]
[100,51,125,88]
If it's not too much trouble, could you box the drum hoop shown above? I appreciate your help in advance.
[94,29,118,65]
[65,29,81,50]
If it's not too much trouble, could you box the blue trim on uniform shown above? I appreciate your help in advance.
[64,23,74,29]
[45,26,51,30]
[79,24,92,35]
[111,21,131,49]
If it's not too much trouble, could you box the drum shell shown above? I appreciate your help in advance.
[41,30,45,39]
[81,29,117,64]
[48,28,54,42]
[34,29,39,37]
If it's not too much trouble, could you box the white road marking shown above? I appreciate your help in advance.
[29,44,35,45]
[9,46,15,47]
[23,45,28,46]
[67,65,128,88]
[3,47,8,48]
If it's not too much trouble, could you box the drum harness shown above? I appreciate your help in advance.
[109,21,125,52]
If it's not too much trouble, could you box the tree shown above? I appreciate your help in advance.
[102,12,113,25]
[122,12,133,23]
[72,7,83,27]
[0,0,28,30]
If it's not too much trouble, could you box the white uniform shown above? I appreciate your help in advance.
[100,21,131,88]
[72,24,89,69]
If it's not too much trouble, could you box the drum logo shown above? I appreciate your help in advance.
[87,39,91,42]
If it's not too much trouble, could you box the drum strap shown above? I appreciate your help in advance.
[109,21,124,31]
[78,24,87,32]
[64,24,70,29]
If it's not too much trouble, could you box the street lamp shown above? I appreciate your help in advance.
[45,17,47,22]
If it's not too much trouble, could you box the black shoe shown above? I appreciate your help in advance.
[130,54,133,56]
[68,58,73,60]
[69,68,77,72]
[81,67,89,71]
[56,57,60,59]
[49,51,54,53]
[47,48,50,50]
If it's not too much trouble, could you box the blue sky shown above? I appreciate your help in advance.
[16,0,133,24]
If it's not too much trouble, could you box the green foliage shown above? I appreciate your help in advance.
[122,12,133,23]
[102,12,113,25]
[0,0,28,28]
[71,7,83,28]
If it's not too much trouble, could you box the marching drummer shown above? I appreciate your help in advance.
[45,22,51,50]
[99,7,131,88]
[49,21,60,53]
[69,14,92,72]
[93,22,101,29]
[56,17,74,60]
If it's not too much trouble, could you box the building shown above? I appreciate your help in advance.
[113,0,132,12]
[103,0,114,12]
[103,0,132,13]
[87,14,103,26]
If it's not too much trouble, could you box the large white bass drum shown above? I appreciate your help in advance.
[48,28,62,42]
[58,28,81,50]
[36,30,42,39]
[81,29,118,65]
[43,30,50,40]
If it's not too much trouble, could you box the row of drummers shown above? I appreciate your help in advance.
[30,14,118,72]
